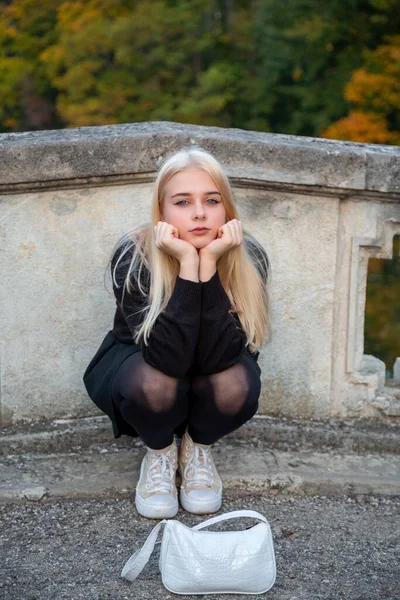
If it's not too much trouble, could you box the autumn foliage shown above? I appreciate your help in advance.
[322,35,400,144]
[0,0,399,146]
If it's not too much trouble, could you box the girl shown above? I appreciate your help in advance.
[83,146,271,520]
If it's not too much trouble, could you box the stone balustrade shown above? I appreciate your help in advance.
[0,122,399,428]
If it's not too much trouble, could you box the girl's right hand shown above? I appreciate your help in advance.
[153,221,198,263]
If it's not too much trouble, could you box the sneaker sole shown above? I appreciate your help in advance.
[135,493,179,519]
[179,489,222,515]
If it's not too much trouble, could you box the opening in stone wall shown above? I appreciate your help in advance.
[364,234,400,381]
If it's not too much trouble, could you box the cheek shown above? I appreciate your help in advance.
[218,213,227,228]
[173,214,190,237]
[164,210,183,228]
[174,215,187,230]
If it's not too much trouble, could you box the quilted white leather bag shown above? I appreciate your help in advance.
[121,509,276,595]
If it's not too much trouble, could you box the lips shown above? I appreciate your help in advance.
[191,228,209,231]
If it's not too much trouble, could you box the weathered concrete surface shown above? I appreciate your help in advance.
[0,181,339,424]
[1,417,399,504]
[1,415,399,456]
[1,438,399,504]
[0,122,399,429]
[1,121,400,194]
[0,494,398,600]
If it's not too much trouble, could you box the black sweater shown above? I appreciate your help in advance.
[110,239,268,377]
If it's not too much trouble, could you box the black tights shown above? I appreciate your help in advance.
[110,350,262,449]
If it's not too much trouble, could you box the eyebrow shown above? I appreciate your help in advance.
[171,191,222,199]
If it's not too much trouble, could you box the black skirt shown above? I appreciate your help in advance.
[82,330,190,440]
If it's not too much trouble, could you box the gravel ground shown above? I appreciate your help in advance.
[1,493,399,600]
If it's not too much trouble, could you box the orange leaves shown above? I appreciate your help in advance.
[323,35,400,144]
[322,111,400,144]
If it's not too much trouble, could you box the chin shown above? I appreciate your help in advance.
[192,239,209,248]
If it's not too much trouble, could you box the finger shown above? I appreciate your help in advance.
[167,223,178,240]
[157,221,164,246]
[225,222,235,241]
[162,222,171,245]
[226,221,237,244]
[238,221,243,243]
[233,222,239,245]
[232,219,242,245]
[219,224,227,238]
[234,220,241,244]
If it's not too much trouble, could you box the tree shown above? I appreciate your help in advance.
[0,0,65,130]
[246,0,400,138]
[322,34,400,144]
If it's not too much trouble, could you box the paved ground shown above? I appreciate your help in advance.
[1,493,398,600]
[1,415,399,599]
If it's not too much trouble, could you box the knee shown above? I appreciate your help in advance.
[220,363,261,416]
[116,359,188,414]
[139,376,174,412]
[193,364,261,417]
[226,379,260,417]
[140,367,191,413]
[217,380,260,417]
[111,350,187,414]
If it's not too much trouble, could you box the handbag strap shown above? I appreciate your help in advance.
[121,519,168,581]
[191,509,269,530]
[121,510,269,582]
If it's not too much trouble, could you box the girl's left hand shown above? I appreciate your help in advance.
[199,219,243,261]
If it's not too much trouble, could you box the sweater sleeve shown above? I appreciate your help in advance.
[195,240,270,375]
[111,245,202,378]
[195,269,248,375]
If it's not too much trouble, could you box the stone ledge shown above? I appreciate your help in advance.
[1,415,399,456]
[1,121,399,195]
[1,439,399,504]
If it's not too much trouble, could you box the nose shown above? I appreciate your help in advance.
[193,200,206,219]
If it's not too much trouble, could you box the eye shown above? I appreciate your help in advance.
[174,199,220,205]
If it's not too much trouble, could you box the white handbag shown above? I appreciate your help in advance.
[121,509,276,595]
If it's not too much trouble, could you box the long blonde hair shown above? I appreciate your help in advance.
[107,146,272,354]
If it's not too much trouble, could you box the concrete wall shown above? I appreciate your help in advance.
[0,122,399,428]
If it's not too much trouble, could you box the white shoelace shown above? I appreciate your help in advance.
[183,444,214,489]
[145,449,176,494]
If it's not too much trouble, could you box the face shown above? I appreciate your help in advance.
[160,166,227,250]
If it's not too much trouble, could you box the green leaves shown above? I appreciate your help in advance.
[0,0,399,144]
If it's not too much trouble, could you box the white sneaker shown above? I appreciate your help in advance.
[135,438,179,519]
[178,429,222,515]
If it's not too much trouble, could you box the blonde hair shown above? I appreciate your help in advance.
[107,146,272,354]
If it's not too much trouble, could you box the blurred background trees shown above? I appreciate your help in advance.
[365,236,400,377]
[1,0,399,143]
